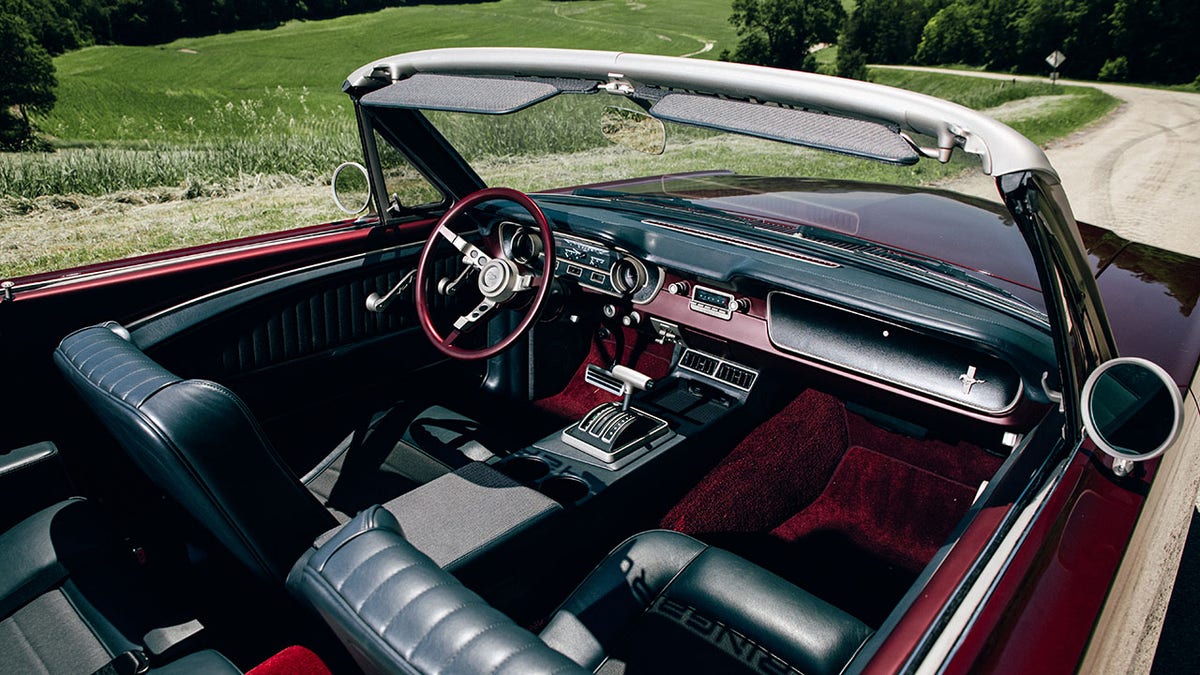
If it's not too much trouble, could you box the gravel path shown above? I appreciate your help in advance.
[876,66,1200,257]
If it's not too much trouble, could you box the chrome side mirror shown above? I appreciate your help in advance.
[331,161,372,215]
[1080,357,1184,476]
[600,106,666,155]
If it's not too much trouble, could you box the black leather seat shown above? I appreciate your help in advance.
[0,498,241,674]
[54,322,497,584]
[288,506,874,675]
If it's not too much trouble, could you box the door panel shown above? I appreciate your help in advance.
[134,243,478,469]
[0,217,439,480]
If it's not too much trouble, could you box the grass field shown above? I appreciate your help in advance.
[0,0,1118,278]
[4,0,739,204]
[42,0,739,145]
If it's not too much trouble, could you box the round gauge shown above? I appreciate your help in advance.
[611,257,648,294]
[510,229,543,265]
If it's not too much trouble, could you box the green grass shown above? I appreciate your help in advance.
[869,69,1120,145]
[40,0,739,145]
[0,0,1121,278]
[873,68,1073,109]
[5,0,738,203]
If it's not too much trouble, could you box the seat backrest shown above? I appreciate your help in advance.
[539,530,875,675]
[54,323,338,584]
[288,505,587,675]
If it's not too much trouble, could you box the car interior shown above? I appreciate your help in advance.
[0,70,1069,675]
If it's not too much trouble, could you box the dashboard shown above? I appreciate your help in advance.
[495,211,1051,427]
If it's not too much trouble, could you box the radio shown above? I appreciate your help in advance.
[689,285,748,320]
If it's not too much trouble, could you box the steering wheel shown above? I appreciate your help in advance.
[415,187,556,360]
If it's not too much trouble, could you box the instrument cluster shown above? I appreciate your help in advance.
[500,222,662,304]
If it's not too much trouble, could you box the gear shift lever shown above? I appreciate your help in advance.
[565,364,669,463]
[585,364,655,410]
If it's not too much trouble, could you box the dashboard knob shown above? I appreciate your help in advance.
[668,281,691,296]
[622,311,642,327]
[602,304,618,318]
[733,298,752,313]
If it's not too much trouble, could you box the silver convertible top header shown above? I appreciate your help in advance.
[344,47,1056,179]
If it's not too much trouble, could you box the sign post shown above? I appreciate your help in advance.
[1046,50,1067,84]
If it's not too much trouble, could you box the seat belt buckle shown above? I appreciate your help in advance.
[92,650,149,675]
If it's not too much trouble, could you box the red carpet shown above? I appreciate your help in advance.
[533,327,673,422]
[659,389,849,534]
[245,646,331,675]
[771,445,979,572]
[659,389,1001,625]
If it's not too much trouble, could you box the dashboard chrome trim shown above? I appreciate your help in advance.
[641,219,841,268]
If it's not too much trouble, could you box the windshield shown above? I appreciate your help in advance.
[422,92,955,193]
[367,87,1045,319]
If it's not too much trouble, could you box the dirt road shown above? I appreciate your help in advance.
[877,66,1200,258]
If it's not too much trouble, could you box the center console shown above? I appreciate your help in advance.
[374,347,760,579]
[495,347,759,506]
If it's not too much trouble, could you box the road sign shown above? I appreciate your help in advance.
[1046,50,1067,69]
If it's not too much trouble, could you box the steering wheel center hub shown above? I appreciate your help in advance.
[479,258,517,299]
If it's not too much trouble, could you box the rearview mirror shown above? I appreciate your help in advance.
[331,161,372,215]
[1080,357,1183,475]
[601,107,666,155]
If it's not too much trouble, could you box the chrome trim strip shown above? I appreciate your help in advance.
[912,455,1069,674]
[641,219,841,268]
[128,239,425,329]
[12,223,368,294]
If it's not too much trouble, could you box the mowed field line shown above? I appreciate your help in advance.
[39,0,739,144]
[550,1,716,58]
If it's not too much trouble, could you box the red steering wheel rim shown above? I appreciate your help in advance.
[415,187,556,360]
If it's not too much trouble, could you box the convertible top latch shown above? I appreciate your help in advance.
[602,74,635,96]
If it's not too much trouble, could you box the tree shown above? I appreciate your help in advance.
[1109,0,1200,83]
[0,0,90,55]
[0,12,56,150]
[914,1,990,66]
[721,0,846,72]
[841,0,939,66]
[836,46,869,80]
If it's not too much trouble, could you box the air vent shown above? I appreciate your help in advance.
[678,349,758,391]
[716,363,757,389]
[753,221,798,235]
[679,350,719,376]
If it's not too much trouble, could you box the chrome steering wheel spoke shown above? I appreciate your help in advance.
[437,225,491,269]
[447,298,498,344]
